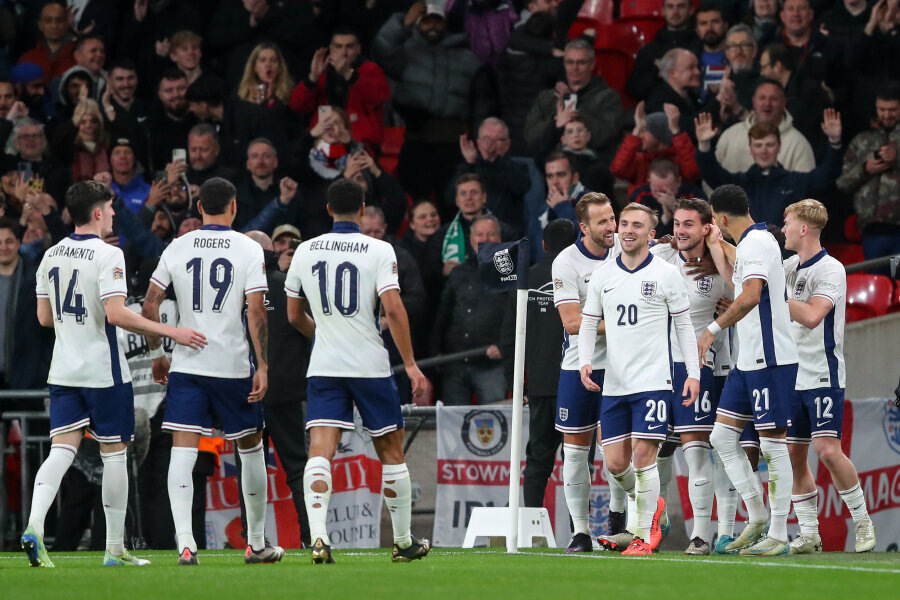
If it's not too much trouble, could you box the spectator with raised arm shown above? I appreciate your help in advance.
[695,110,843,226]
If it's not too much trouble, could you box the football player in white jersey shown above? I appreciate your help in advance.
[579,203,700,556]
[699,184,799,556]
[551,193,633,553]
[781,199,875,553]
[285,179,430,564]
[22,181,205,568]
[143,178,282,565]
[650,198,734,555]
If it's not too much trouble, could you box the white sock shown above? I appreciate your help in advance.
[760,437,792,542]
[839,483,870,523]
[626,494,638,535]
[168,446,198,553]
[382,463,412,548]
[239,442,268,551]
[683,441,713,543]
[712,449,738,538]
[100,448,128,555]
[634,463,660,542]
[656,453,673,525]
[791,490,819,536]
[710,424,767,524]
[563,444,591,535]
[28,444,77,538]
[304,456,332,546]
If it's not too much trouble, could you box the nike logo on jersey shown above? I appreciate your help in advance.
[758,412,768,419]
[694,415,710,421]
[603,287,614,293]
[816,421,831,427]
[693,481,710,487]
[584,278,591,284]
[647,424,665,430]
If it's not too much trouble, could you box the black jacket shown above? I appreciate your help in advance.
[263,269,310,406]
[627,28,701,101]
[432,254,505,365]
[447,156,531,231]
[3,254,53,391]
[499,254,562,396]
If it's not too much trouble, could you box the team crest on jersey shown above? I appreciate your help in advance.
[461,410,509,457]
[641,281,657,298]
[696,277,712,293]
[559,407,568,422]
[112,267,124,280]
[392,261,398,275]
[794,279,806,298]
[554,278,563,290]
[883,403,900,456]
[493,248,514,275]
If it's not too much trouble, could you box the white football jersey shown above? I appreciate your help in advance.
[36,234,131,387]
[650,245,734,371]
[581,253,693,395]
[151,226,268,378]
[121,299,178,416]
[552,235,621,370]
[732,224,798,371]
[783,250,846,389]
[285,224,399,378]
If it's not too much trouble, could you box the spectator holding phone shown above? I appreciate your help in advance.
[836,82,900,266]
[290,28,391,150]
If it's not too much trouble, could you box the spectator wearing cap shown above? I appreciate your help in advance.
[108,138,152,214]
[290,27,391,150]
[18,2,76,83]
[186,75,287,171]
[10,63,49,123]
[185,123,239,186]
[373,1,491,201]
[271,223,301,272]
[611,101,700,199]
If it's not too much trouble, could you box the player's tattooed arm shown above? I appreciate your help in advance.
[246,291,268,367]
[140,283,166,349]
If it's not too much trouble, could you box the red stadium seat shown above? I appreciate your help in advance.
[615,16,666,42]
[619,0,663,18]
[887,282,900,314]
[846,273,894,322]
[594,49,635,108]
[578,0,614,24]
[379,126,405,177]
[844,214,862,243]
[824,243,865,268]
[594,22,647,59]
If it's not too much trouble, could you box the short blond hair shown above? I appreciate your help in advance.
[784,198,828,230]
[620,202,659,229]
[574,192,612,224]
[170,30,202,51]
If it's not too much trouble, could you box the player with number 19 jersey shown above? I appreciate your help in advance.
[151,226,267,378]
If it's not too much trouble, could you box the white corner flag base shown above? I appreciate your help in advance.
[462,506,556,549]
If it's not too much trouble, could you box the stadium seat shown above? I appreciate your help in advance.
[824,243,864,267]
[887,282,900,314]
[614,16,666,44]
[594,22,647,60]
[578,0,614,24]
[593,49,635,108]
[619,0,663,18]
[844,214,862,243]
[846,273,894,322]
[379,126,405,177]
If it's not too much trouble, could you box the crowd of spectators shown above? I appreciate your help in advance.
[0,0,897,408]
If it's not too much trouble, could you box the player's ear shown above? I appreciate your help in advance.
[358,203,365,218]
[326,204,334,218]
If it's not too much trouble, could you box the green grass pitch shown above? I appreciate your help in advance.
[2,549,898,599]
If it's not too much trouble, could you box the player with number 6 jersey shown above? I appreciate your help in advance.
[286,179,430,565]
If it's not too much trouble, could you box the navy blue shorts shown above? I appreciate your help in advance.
[555,369,604,434]
[787,388,845,443]
[740,422,760,448]
[600,390,672,445]
[49,383,135,443]
[162,372,262,440]
[306,376,403,437]
[672,363,717,434]
[717,365,797,430]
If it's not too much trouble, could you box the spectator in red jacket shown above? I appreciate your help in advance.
[18,2,76,84]
[610,101,700,199]
[290,27,391,150]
